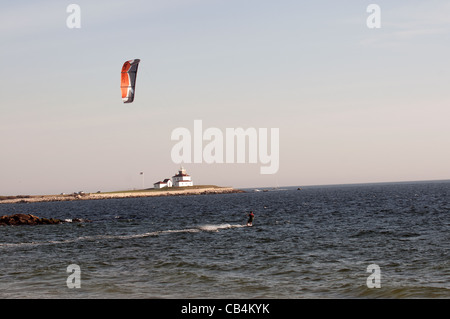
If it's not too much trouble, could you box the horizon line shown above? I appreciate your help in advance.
[239,178,450,190]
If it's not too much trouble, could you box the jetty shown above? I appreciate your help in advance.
[0,185,245,204]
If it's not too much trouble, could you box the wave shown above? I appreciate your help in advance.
[116,223,246,239]
[0,223,246,249]
[197,223,246,232]
[350,284,450,299]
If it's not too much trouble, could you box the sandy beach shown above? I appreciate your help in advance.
[0,186,244,204]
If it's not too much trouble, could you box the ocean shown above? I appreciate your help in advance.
[0,181,449,299]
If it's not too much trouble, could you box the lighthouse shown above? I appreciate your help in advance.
[172,166,193,187]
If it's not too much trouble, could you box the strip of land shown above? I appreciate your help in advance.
[0,185,245,204]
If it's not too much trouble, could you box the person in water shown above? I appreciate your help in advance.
[247,211,255,226]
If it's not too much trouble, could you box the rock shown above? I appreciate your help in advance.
[0,214,63,226]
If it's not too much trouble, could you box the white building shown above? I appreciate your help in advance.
[153,178,173,189]
[172,166,193,187]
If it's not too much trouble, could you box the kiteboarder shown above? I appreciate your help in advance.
[247,211,255,227]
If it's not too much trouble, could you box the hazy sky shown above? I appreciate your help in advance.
[1,0,450,195]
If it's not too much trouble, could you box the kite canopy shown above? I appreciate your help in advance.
[121,59,140,103]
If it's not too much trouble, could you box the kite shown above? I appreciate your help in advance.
[121,59,140,103]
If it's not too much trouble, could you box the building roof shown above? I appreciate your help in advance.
[172,173,190,177]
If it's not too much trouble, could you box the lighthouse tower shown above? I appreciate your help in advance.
[172,166,193,187]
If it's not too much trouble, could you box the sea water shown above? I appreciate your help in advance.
[0,181,449,298]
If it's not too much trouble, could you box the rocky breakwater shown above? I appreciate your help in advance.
[0,214,85,226]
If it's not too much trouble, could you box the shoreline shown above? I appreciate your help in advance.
[0,186,245,204]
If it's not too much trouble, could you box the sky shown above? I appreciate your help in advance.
[1,0,450,195]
